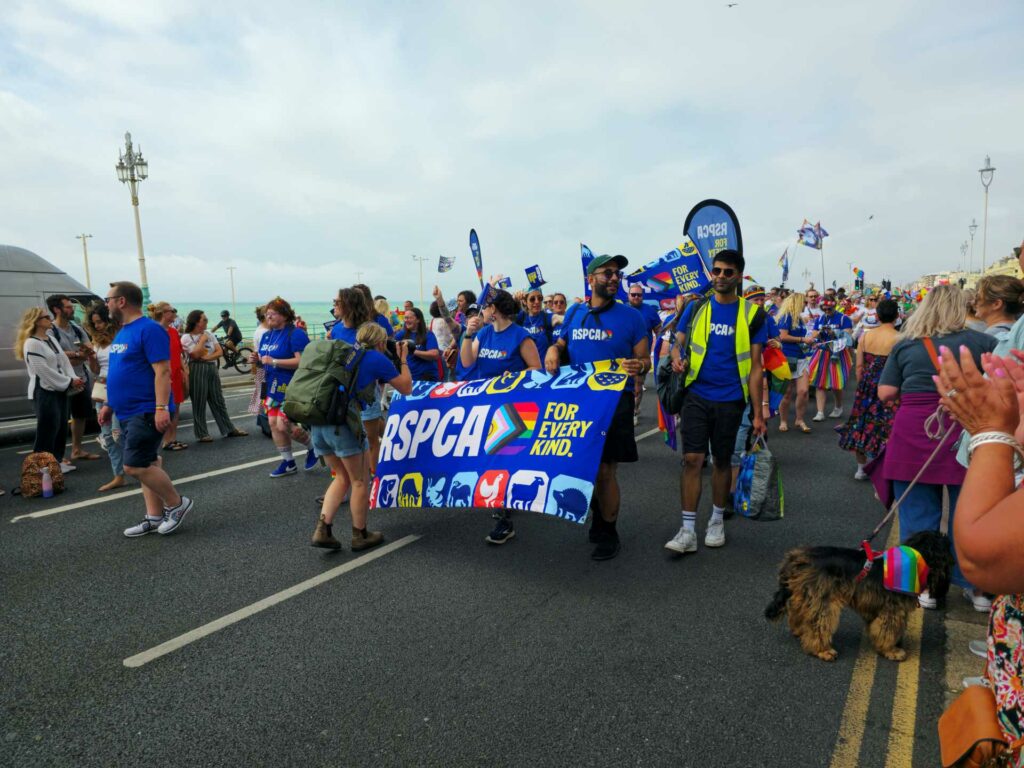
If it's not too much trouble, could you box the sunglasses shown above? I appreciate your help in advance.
[594,269,623,280]
[527,296,542,303]
[711,267,737,277]
[629,293,643,298]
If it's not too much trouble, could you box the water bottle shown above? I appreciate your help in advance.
[40,466,54,499]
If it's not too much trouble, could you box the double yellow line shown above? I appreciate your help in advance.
[829,522,923,768]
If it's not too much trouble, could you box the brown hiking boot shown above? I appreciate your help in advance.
[351,527,384,552]
[311,515,342,550]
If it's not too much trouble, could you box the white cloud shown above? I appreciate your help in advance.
[0,0,1021,302]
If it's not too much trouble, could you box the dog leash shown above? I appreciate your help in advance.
[862,404,958,547]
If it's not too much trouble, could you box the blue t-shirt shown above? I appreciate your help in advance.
[329,323,357,344]
[473,322,534,379]
[776,314,807,359]
[559,301,648,391]
[107,316,176,418]
[812,312,854,338]
[635,303,662,335]
[375,314,394,338]
[765,314,780,340]
[680,298,769,402]
[348,349,398,395]
[394,329,439,381]
[259,325,310,398]
[518,311,553,360]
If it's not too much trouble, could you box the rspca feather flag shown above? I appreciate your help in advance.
[627,239,710,298]
[371,363,628,524]
[438,255,455,273]
[469,229,484,288]
[684,199,743,272]
[525,265,546,290]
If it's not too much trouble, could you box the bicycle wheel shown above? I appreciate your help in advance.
[233,347,253,374]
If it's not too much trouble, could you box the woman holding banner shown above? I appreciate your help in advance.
[395,307,441,382]
[460,289,542,544]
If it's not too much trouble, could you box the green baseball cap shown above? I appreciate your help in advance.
[586,254,629,276]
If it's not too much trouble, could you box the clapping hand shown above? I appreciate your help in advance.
[936,345,1021,439]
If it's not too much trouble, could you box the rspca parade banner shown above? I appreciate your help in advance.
[626,238,710,304]
[469,229,484,288]
[684,199,743,271]
[371,364,629,524]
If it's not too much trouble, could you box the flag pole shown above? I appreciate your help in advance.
[820,239,826,291]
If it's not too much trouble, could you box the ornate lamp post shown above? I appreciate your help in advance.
[115,132,150,304]
[960,241,968,272]
[979,156,995,274]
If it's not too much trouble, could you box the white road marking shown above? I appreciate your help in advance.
[9,449,311,523]
[122,535,421,668]
[10,412,254,455]
[636,428,660,441]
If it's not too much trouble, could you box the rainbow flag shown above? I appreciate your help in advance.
[883,545,930,595]
[763,345,791,381]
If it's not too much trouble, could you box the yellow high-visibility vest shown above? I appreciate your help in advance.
[684,297,760,401]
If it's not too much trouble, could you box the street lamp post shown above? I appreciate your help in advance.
[226,266,237,319]
[412,255,429,305]
[115,132,150,304]
[960,241,968,273]
[76,234,93,289]
[968,219,978,275]
[979,155,996,274]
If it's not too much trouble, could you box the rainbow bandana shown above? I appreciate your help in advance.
[883,545,930,596]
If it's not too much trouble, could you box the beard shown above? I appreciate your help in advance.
[593,281,618,301]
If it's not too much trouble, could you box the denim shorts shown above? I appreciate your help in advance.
[361,400,382,421]
[120,412,164,468]
[310,424,368,459]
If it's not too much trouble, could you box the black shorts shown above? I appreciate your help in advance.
[69,387,93,420]
[602,391,638,464]
[120,412,164,468]
[680,391,747,462]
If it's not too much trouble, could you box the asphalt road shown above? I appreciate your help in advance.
[1,382,948,767]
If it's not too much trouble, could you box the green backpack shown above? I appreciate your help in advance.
[282,339,377,438]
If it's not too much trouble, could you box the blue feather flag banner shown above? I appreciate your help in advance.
[469,229,484,288]
[525,265,546,290]
[684,199,743,273]
[438,254,456,273]
[371,364,628,524]
[626,239,710,301]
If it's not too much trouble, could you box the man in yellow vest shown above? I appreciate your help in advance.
[665,249,768,554]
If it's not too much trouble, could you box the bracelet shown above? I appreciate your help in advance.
[463,334,476,341]
[968,431,1024,469]
[272,359,278,368]
[155,405,168,411]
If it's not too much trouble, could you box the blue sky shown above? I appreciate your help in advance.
[1,0,1021,302]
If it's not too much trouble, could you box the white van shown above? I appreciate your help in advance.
[0,244,98,421]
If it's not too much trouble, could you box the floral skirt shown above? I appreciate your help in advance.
[988,593,1024,764]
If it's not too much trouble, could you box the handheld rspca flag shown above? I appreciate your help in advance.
[371,363,629,524]
[525,265,546,291]
[469,229,484,289]
[477,282,499,308]
[627,238,710,303]
[494,276,512,290]
[684,199,743,273]
[438,255,455,273]
[581,243,629,301]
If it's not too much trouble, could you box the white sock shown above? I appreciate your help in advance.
[856,462,866,470]
[711,506,725,525]
[279,447,294,463]
[681,511,696,532]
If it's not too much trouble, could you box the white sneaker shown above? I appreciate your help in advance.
[964,588,992,613]
[963,676,987,689]
[633,413,639,426]
[919,590,937,609]
[665,527,697,554]
[59,462,77,474]
[969,639,988,659]
[158,496,193,535]
[124,516,164,538]
[705,519,726,548]
[829,407,844,418]
[812,411,825,422]
[854,468,868,481]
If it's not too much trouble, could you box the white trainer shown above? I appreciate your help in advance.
[705,519,726,547]
[919,590,937,609]
[964,588,992,613]
[969,639,988,659]
[665,527,697,554]
[854,468,868,480]
[812,411,825,422]
[829,407,844,418]
[59,462,77,474]
[158,496,194,535]
[962,676,987,689]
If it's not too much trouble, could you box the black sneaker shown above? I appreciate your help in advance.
[591,533,620,560]
[485,518,515,545]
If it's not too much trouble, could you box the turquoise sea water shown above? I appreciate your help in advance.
[167,300,431,340]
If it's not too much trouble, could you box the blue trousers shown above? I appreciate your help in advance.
[893,480,971,591]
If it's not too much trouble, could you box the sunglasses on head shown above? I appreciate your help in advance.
[711,267,737,277]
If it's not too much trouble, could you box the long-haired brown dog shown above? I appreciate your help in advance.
[764,530,953,662]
